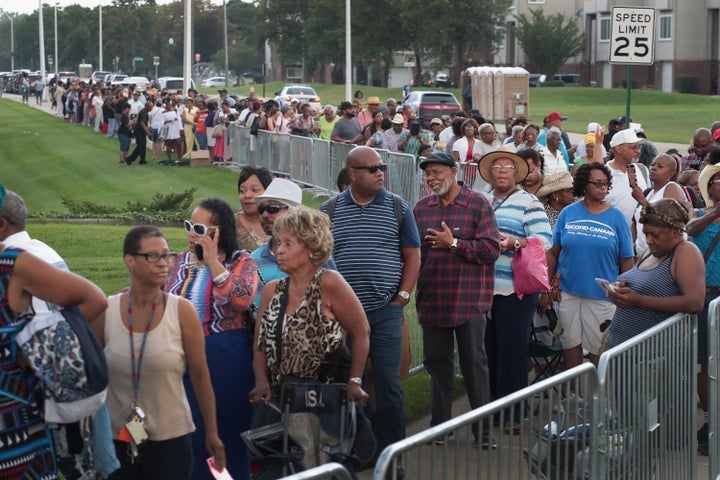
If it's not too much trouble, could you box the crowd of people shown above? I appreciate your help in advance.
[4,83,720,479]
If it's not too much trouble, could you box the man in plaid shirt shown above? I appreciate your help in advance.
[413,151,501,448]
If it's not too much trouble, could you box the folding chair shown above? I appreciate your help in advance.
[529,308,564,384]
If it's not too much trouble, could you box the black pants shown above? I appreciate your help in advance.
[109,433,192,480]
[126,133,147,163]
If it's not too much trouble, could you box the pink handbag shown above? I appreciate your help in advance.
[512,237,550,299]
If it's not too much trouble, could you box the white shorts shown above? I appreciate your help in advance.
[557,292,616,354]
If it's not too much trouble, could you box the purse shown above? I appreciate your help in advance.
[512,237,551,299]
[212,124,224,139]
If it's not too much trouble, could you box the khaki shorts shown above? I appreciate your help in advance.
[557,292,616,354]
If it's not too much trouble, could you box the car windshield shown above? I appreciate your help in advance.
[287,87,316,96]
[165,80,183,90]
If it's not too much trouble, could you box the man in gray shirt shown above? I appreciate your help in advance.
[331,101,364,144]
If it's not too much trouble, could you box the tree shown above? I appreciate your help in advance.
[511,9,585,77]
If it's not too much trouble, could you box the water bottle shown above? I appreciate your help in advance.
[542,419,558,440]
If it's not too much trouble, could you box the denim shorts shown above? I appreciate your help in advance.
[118,134,131,152]
[151,128,160,142]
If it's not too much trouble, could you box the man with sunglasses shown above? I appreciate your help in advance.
[248,178,336,306]
[320,146,421,458]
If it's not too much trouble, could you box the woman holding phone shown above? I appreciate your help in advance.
[165,198,258,480]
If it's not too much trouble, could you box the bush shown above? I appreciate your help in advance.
[676,75,698,94]
[540,80,565,87]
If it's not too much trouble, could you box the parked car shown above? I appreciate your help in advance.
[119,76,152,92]
[157,76,196,93]
[434,72,455,88]
[553,73,581,87]
[201,76,236,88]
[274,84,321,107]
[529,74,547,87]
[91,71,112,84]
[400,91,461,129]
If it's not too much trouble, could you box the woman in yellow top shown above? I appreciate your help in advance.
[181,97,198,157]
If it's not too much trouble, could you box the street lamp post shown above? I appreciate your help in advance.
[54,4,58,76]
[223,0,228,88]
[4,14,14,72]
[99,2,103,71]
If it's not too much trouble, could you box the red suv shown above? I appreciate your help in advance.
[401,91,461,129]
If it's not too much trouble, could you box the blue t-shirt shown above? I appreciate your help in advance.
[691,209,720,286]
[553,201,634,300]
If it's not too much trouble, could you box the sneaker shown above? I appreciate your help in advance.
[474,434,497,450]
[698,441,709,456]
[432,432,455,445]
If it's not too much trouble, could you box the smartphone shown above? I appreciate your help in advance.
[195,230,215,261]
[206,457,233,480]
[594,277,616,294]
[410,123,421,136]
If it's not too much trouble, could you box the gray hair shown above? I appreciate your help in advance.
[547,126,562,139]
[0,190,28,230]
[479,123,495,134]
[511,125,525,136]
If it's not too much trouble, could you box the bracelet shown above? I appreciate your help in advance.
[213,270,230,286]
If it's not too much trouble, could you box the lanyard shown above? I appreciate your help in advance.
[127,291,160,404]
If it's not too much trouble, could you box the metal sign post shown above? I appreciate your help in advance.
[609,7,655,125]
[153,56,160,82]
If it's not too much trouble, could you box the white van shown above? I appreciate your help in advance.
[158,77,196,93]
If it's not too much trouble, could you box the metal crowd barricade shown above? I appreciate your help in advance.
[280,462,354,480]
[709,297,720,479]
[596,313,697,480]
[374,363,600,479]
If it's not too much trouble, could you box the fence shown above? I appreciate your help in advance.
[709,297,720,478]
[596,313,697,480]
[280,462,354,480]
[373,313,698,480]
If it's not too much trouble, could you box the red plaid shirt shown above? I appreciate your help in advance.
[413,186,501,328]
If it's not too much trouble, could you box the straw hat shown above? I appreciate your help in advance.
[478,147,529,184]
[536,171,574,198]
[699,164,720,207]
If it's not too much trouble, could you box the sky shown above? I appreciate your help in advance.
[0,0,231,16]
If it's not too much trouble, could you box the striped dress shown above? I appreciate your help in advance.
[609,252,680,347]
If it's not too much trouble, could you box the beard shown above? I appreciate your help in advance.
[431,176,454,197]
[346,112,356,118]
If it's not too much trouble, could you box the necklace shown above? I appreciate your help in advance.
[349,191,373,207]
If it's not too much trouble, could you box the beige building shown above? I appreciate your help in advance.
[495,0,719,94]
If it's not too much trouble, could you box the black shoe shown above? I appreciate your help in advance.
[699,441,709,456]
[474,434,497,450]
[698,422,709,443]
[139,160,147,164]
[384,464,405,480]
[125,158,133,165]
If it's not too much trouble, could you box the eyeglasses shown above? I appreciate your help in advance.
[424,167,452,178]
[258,204,289,215]
[588,180,611,189]
[481,131,495,135]
[184,220,217,236]
[710,180,720,186]
[351,165,387,174]
[490,165,516,172]
[132,252,178,263]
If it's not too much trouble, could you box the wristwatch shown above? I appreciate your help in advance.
[449,238,459,253]
[398,290,411,300]
[513,239,521,251]
[349,377,362,387]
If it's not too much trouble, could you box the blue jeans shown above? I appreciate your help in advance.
[196,132,208,150]
[365,302,405,453]
[106,118,118,137]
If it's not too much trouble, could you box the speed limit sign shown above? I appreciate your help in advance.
[609,7,655,65]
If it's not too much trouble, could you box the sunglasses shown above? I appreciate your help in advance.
[491,165,516,172]
[184,220,217,236]
[258,204,289,215]
[351,165,387,174]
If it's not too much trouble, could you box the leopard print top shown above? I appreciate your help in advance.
[257,268,343,392]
